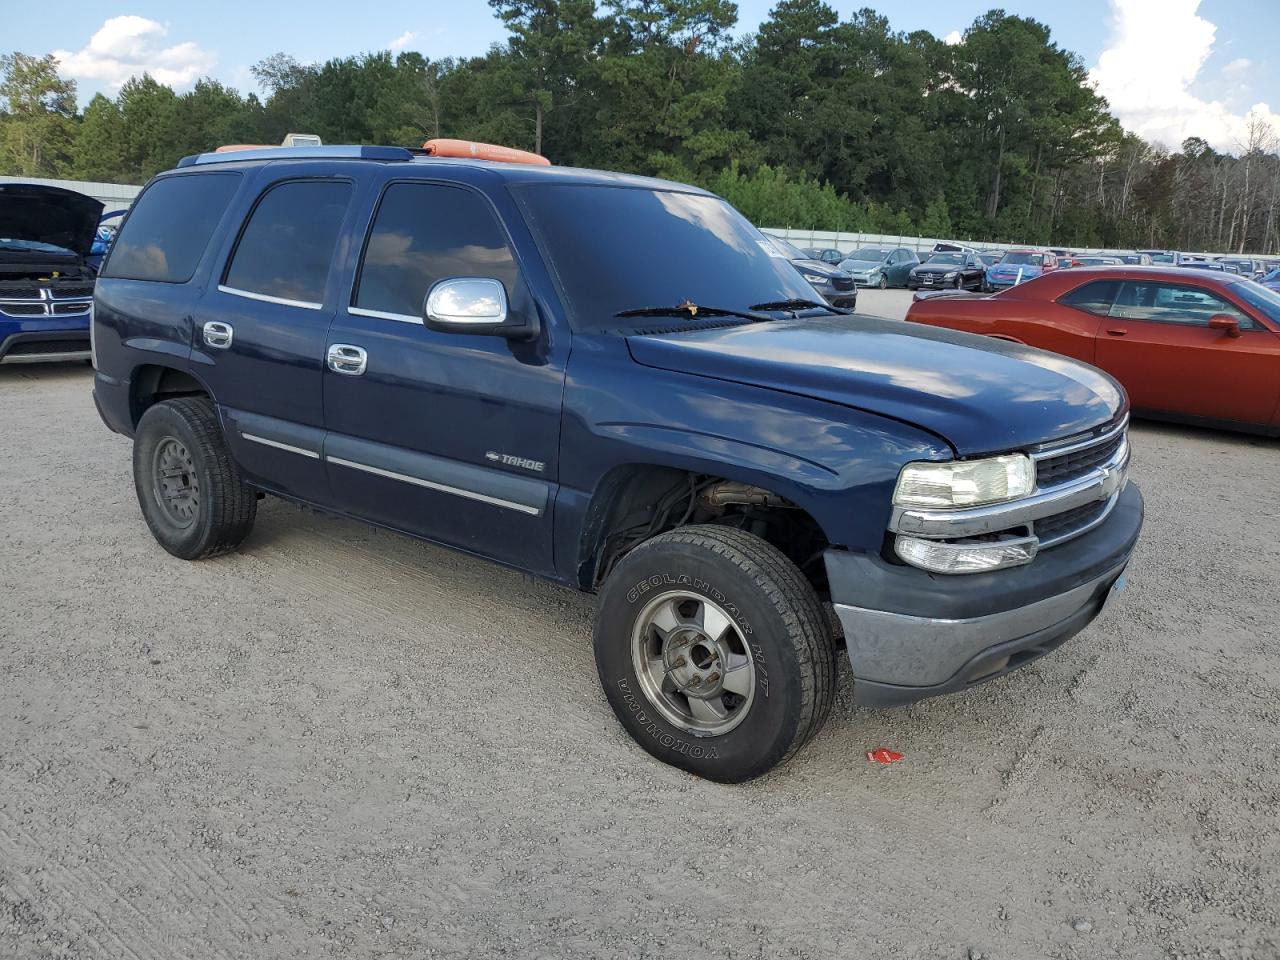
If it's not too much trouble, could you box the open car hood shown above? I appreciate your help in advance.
[0,183,104,258]
[627,316,1125,456]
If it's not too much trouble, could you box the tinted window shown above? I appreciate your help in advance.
[1059,279,1121,315]
[224,180,352,305]
[1111,281,1254,328]
[103,173,240,283]
[354,182,518,319]
[516,184,815,331]
[926,253,964,266]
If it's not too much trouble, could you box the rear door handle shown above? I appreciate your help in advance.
[327,343,368,376]
[203,321,234,349]
[1105,328,1127,337]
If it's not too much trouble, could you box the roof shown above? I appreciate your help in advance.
[171,144,709,194]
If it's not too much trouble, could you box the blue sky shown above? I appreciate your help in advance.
[7,0,1278,152]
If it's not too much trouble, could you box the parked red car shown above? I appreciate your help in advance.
[906,267,1280,435]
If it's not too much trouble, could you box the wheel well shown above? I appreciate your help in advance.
[578,465,831,596]
[130,364,208,427]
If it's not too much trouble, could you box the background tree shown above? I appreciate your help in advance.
[0,53,77,175]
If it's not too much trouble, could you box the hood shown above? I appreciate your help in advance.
[0,183,104,258]
[991,263,1043,275]
[626,316,1124,456]
[841,259,885,271]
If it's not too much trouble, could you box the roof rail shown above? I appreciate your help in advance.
[176,145,415,168]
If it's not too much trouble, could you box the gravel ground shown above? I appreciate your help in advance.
[1,361,1278,960]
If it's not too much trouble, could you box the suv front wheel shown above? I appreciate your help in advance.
[594,525,837,782]
[133,397,257,560]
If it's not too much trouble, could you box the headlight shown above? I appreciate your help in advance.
[944,271,958,278]
[893,454,1035,509]
[803,273,826,284]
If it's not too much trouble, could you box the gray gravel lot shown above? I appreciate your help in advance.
[2,355,1278,960]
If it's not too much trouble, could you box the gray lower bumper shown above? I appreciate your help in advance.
[834,562,1126,691]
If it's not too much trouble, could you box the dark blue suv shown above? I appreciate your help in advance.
[92,144,1143,782]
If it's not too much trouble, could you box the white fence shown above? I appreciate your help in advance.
[0,176,142,210]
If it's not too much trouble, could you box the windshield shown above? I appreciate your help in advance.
[1236,280,1280,325]
[1151,253,1175,263]
[0,237,76,255]
[999,252,1044,266]
[765,235,808,260]
[849,248,890,262]
[925,253,964,266]
[1263,268,1280,283]
[517,184,816,331]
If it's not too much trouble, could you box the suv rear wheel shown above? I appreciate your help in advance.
[133,397,256,559]
[594,525,836,782]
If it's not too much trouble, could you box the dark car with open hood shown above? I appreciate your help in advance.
[92,141,1142,782]
[0,182,102,364]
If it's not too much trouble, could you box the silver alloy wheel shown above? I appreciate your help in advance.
[152,436,200,529]
[631,590,756,736]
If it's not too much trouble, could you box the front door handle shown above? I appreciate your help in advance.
[203,321,234,349]
[1105,328,1127,337]
[327,343,368,376]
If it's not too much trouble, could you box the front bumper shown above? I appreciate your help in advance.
[816,283,857,310]
[826,482,1143,706]
[0,315,92,364]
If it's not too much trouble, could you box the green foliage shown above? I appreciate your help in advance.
[2,4,1277,252]
[0,52,77,175]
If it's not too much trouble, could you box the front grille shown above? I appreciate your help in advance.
[831,276,855,291]
[0,285,42,300]
[1033,498,1109,544]
[52,301,90,315]
[0,303,45,316]
[1037,428,1125,488]
[5,338,90,356]
[49,283,94,299]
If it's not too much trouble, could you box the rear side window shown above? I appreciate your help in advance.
[224,180,353,306]
[1059,280,1120,316]
[353,182,518,319]
[102,173,240,283]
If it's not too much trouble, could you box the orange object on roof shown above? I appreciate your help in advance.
[423,139,551,166]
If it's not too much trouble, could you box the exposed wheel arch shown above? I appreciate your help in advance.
[130,364,211,428]
[575,463,831,595]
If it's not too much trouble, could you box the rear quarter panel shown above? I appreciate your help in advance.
[906,289,1101,364]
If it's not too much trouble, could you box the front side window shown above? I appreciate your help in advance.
[353,182,518,319]
[1111,281,1254,328]
[103,173,240,283]
[224,180,353,306]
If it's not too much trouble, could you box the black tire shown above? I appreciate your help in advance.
[878,274,888,290]
[133,397,256,560]
[953,275,963,289]
[594,524,837,783]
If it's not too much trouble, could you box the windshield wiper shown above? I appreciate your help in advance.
[614,301,771,323]
[749,297,850,316]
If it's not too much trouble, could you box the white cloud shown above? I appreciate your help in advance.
[1222,57,1251,77]
[52,16,215,91]
[1088,0,1279,153]
[943,30,962,46]
[388,30,418,52]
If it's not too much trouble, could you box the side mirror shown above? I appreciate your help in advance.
[424,278,535,339]
[1208,314,1242,338]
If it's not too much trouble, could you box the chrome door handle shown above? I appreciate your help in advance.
[327,343,368,376]
[203,321,234,349]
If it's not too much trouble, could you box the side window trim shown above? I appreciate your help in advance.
[216,283,323,311]
[220,175,354,308]
[348,177,522,326]
[349,304,422,325]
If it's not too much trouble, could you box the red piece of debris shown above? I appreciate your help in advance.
[866,748,905,764]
